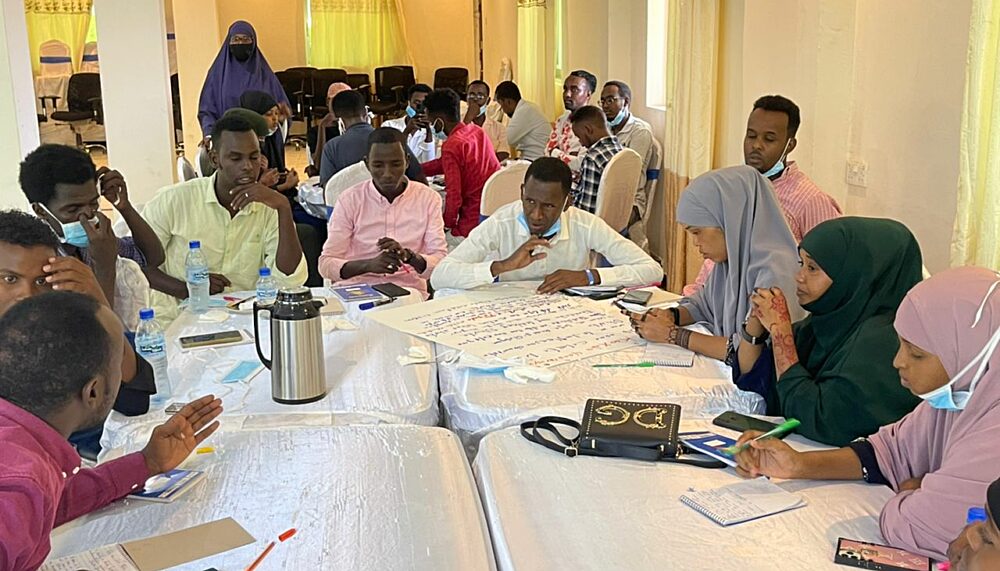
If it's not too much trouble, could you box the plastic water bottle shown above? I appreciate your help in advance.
[256,267,277,306]
[136,308,171,408]
[185,240,210,313]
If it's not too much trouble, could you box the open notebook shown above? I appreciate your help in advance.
[680,478,806,526]
[642,342,696,367]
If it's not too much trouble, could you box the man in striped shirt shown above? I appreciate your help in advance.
[683,95,842,295]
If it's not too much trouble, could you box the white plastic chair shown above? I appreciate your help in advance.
[480,161,529,218]
[80,42,99,73]
[39,40,72,76]
[324,161,371,207]
[594,148,643,233]
[176,156,197,181]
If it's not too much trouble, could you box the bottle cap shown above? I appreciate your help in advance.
[139,308,154,320]
[259,267,271,277]
[189,240,201,249]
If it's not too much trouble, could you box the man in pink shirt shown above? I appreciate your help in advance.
[0,292,222,570]
[683,95,842,295]
[422,88,501,242]
[319,128,448,298]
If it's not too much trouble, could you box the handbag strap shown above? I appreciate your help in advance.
[520,416,725,468]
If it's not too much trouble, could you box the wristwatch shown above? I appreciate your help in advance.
[740,320,770,345]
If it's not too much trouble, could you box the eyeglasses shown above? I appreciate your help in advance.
[467,93,489,101]
[599,96,624,105]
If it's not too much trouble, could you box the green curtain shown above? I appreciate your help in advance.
[308,0,411,74]
[952,0,1000,270]
[25,0,93,75]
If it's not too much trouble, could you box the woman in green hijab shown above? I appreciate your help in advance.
[735,217,923,446]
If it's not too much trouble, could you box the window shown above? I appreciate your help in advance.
[646,0,667,109]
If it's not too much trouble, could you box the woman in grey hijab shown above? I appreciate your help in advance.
[631,165,804,363]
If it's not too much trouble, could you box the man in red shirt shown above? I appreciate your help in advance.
[422,88,501,244]
[0,292,222,570]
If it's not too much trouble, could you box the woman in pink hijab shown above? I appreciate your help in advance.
[733,266,1000,560]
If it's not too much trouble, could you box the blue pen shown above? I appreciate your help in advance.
[359,298,393,311]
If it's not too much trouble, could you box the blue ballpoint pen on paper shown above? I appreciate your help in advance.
[721,419,801,456]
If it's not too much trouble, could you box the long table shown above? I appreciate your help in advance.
[101,289,439,453]
[474,424,894,571]
[50,425,497,570]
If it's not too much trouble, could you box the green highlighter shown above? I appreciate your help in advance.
[592,362,656,368]
[721,418,801,456]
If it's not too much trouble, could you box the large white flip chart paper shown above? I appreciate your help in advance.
[368,292,641,367]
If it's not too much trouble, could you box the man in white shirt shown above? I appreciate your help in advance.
[601,80,658,251]
[381,83,438,163]
[546,70,597,172]
[463,80,510,161]
[495,81,550,161]
[431,158,661,293]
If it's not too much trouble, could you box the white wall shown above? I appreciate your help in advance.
[0,1,40,209]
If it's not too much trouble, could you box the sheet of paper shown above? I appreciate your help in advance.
[122,517,254,571]
[369,293,641,367]
[41,544,139,571]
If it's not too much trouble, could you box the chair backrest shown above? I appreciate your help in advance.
[374,66,415,102]
[39,39,72,76]
[177,156,197,181]
[642,137,663,224]
[480,162,529,217]
[80,42,99,73]
[275,70,307,114]
[324,161,372,207]
[345,73,372,103]
[434,67,469,99]
[595,148,643,232]
[65,73,102,114]
[196,145,216,177]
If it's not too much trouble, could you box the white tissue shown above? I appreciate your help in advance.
[397,346,433,366]
[503,366,556,384]
[322,317,358,333]
[198,309,230,323]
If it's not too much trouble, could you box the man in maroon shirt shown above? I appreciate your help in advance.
[0,292,222,570]
[422,88,501,244]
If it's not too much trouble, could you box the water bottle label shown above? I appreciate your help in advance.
[187,268,209,283]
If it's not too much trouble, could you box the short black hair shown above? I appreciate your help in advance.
[468,80,490,94]
[211,111,257,143]
[524,157,572,195]
[569,105,607,125]
[569,70,598,94]
[0,209,60,251]
[604,80,632,102]
[424,88,461,122]
[333,90,366,118]
[0,292,112,417]
[220,107,269,138]
[19,144,96,205]
[752,95,801,137]
[366,127,407,154]
[495,81,521,102]
[407,83,433,100]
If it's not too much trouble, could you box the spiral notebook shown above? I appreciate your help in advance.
[642,342,696,367]
[680,478,806,526]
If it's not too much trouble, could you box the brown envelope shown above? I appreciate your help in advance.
[121,517,255,571]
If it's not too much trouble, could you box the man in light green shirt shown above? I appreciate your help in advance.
[143,113,307,324]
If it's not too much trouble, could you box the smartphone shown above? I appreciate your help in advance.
[621,290,653,306]
[179,330,244,350]
[165,402,188,414]
[373,283,411,298]
[834,538,931,570]
[220,360,264,384]
[712,411,781,434]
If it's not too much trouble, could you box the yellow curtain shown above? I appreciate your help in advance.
[25,0,93,75]
[516,0,555,120]
[952,0,1000,270]
[308,0,411,73]
[657,0,720,292]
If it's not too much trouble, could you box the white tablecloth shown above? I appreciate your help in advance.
[474,424,895,571]
[101,289,439,453]
[436,286,765,454]
[50,425,497,570]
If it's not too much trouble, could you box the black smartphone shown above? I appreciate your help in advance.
[712,411,781,434]
[179,330,244,350]
[373,283,411,298]
[834,538,931,570]
[621,290,653,306]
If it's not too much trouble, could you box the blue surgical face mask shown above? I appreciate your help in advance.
[918,278,1000,411]
[405,105,417,119]
[608,107,628,127]
[517,198,568,237]
[760,139,792,178]
[433,120,447,141]
[478,105,487,117]
[38,203,95,249]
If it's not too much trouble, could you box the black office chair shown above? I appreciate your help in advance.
[434,67,470,100]
[276,69,310,147]
[50,72,105,152]
[308,68,348,120]
[170,73,183,153]
[345,73,372,104]
[371,65,415,123]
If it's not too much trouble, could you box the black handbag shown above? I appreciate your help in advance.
[520,399,725,468]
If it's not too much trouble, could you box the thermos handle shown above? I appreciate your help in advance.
[253,302,272,369]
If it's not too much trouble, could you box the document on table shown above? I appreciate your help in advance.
[41,544,139,571]
[368,292,642,367]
